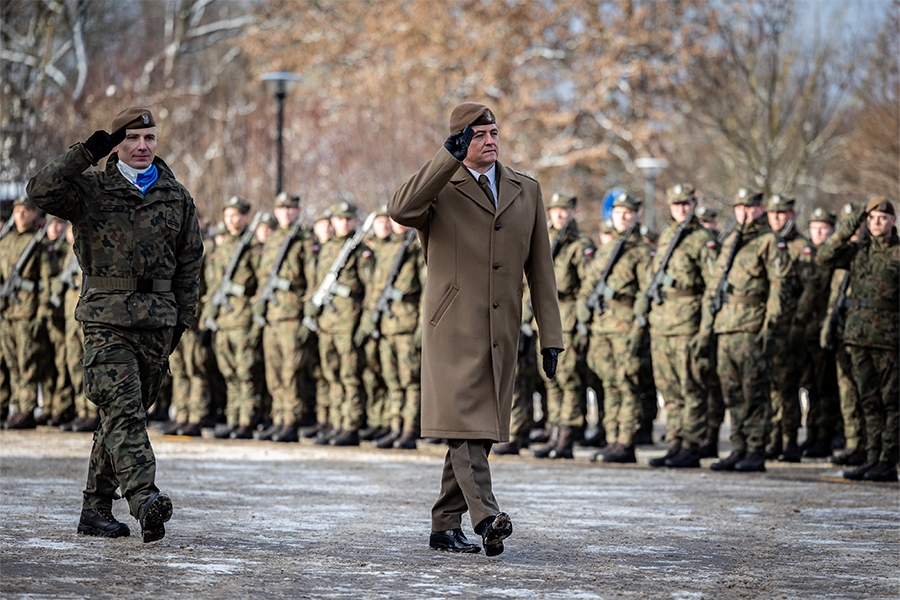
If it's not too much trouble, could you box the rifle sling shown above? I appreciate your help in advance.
[84,276,172,293]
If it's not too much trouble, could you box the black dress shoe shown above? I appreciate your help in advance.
[77,508,130,538]
[478,512,512,557]
[710,450,745,472]
[862,461,899,482]
[138,492,173,543]
[734,451,766,472]
[429,529,481,553]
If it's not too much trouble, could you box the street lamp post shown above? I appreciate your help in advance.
[635,157,669,231]
[260,71,303,195]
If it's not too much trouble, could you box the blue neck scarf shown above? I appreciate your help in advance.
[134,164,159,195]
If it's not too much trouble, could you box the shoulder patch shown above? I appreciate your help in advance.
[706,240,718,249]
[584,247,594,257]
[362,249,373,259]
[515,170,538,181]
[802,246,811,255]
[649,250,657,258]
[776,242,787,250]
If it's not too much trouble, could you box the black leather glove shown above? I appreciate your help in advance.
[541,348,562,379]
[443,125,474,161]
[84,126,127,162]
[170,324,187,355]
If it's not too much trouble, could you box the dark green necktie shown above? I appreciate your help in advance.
[478,174,496,207]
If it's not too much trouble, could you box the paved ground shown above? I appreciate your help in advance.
[1,428,898,599]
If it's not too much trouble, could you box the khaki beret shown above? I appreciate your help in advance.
[666,183,696,203]
[258,212,278,229]
[274,192,300,208]
[765,194,795,212]
[224,196,251,214]
[696,206,718,220]
[865,196,896,216]
[449,102,496,134]
[12,195,36,210]
[612,192,641,211]
[548,193,576,210]
[329,201,358,218]
[111,106,155,132]
[732,188,764,206]
[808,206,836,226]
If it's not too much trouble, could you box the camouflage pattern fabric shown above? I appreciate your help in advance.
[0,320,43,414]
[849,346,899,463]
[378,332,421,432]
[716,331,771,454]
[169,329,211,424]
[214,328,261,427]
[319,331,363,430]
[587,333,641,446]
[651,334,706,448]
[81,323,170,519]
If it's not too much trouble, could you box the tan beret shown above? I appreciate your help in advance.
[449,102,496,134]
[865,196,896,216]
[111,106,156,132]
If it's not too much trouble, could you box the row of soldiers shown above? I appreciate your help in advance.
[0,193,427,453]
[502,185,898,483]
[1,185,896,482]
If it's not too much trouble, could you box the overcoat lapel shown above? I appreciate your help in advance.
[451,168,495,214]
[495,164,521,215]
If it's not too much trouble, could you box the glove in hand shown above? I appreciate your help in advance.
[443,125,474,161]
[542,348,561,379]
[169,324,187,355]
[84,127,127,162]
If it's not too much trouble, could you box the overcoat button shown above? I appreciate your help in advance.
[493,263,499,269]
[493,302,498,308]
[494,224,501,230]
[492,342,498,348]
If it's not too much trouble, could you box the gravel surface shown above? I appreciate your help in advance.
[1,428,898,599]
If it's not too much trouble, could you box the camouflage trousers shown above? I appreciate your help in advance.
[587,333,642,446]
[318,331,363,430]
[262,320,315,426]
[214,328,262,427]
[378,332,421,432]
[0,357,8,419]
[362,336,387,429]
[65,314,91,418]
[44,315,73,420]
[716,331,772,455]
[847,345,899,464]
[801,341,840,444]
[637,330,658,430]
[0,319,43,414]
[81,323,171,519]
[704,337,725,441]
[170,328,211,424]
[835,343,865,451]
[769,336,803,445]
[651,334,707,448]
[510,334,540,442]
[544,331,586,428]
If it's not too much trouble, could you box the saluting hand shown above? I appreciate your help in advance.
[83,126,127,162]
[443,125,474,161]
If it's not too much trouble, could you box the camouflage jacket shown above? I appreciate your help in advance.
[793,241,832,341]
[43,236,69,321]
[774,227,810,331]
[310,230,370,334]
[360,233,425,336]
[202,229,259,330]
[819,268,850,347]
[26,145,203,329]
[817,226,899,350]
[578,228,652,336]
[0,224,52,322]
[253,224,307,323]
[551,223,595,334]
[644,216,719,336]
[56,242,84,318]
[705,215,793,335]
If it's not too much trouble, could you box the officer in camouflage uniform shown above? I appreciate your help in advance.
[577,193,651,463]
[28,106,203,542]
[532,193,594,460]
[202,196,262,440]
[306,202,370,447]
[818,197,899,482]
[795,207,840,459]
[636,184,719,468]
[54,224,98,432]
[764,195,808,463]
[40,217,73,426]
[252,192,313,443]
[0,196,51,430]
[357,217,426,450]
[356,210,389,442]
[703,188,792,473]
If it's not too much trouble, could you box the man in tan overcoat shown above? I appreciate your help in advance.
[389,102,564,557]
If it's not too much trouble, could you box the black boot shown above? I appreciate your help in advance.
[375,429,402,449]
[271,424,299,443]
[801,439,833,459]
[862,461,899,482]
[734,451,766,472]
[253,423,281,441]
[649,444,681,468]
[698,426,720,459]
[778,441,801,463]
[710,450,745,472]
[666,446,701,469]
[602,444,636,463]
[830,447,866,466]
[549,426,575,459]
[843,460,878,481]
[77,508,130,538]
[531,425,560,459]
[492,440,523,456]
[330,429,360,446]
[394,430,419,450]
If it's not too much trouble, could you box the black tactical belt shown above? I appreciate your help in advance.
[726,293,766,304]
[84,276,172,293]
[664,287,702,298]
[846,297,899,312]
[605,297,635,309]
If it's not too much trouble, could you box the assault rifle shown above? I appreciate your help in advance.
[584,215,640,317]
[204,211,262,332]
[0,220,51,314]
[549,212,575,260]
[49,253,82,308]
[369,228,418,339]
[708,218,748,332]
[252,216,305,327]
[821,225,868,351]
[776,218,795,244]
[644,204,696,307]
[302,211,377,332]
